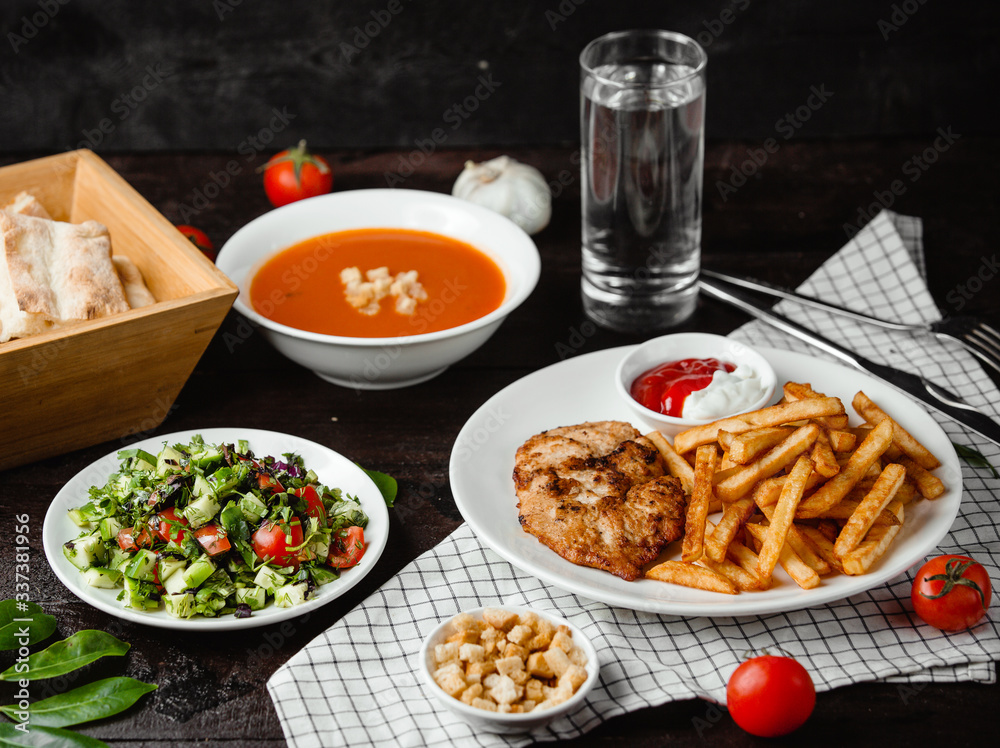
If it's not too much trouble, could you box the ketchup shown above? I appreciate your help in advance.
[631,358,736,417]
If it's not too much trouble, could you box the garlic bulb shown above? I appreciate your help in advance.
[451,156,551,235]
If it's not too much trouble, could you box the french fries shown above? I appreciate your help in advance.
[645,431,695,495]
[646,560,737,594]
[795,419,893,519]
[719,427,793,465]
[852,391,941,470]
[641,380,945,596]
[833,463,905,558]
[682,444,717,562]
[810,429,840,478]
[755,455,813,582]
[715,423,820,501]
[705,497,755,562]
[783,382,850,429]
[672,397,846,454]
[745,523,821,589]
[840,500,905,575]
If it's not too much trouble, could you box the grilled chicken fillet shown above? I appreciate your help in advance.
[514,421,687,581]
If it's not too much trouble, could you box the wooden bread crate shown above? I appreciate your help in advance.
[0,150,237,471]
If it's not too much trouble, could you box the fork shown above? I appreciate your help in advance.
[701,268,1000,375]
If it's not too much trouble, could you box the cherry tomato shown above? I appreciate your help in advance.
[251,519,304,568]
[116,525,151,552]
[175,224,216,262]
[155,507,189,544]
[261,139,333,207]
[193,524,232,556]
[327,526,366,569]
[257,473,284,494]
[291,485,326,526]
[726,655,815,737]
[911,554,992,631]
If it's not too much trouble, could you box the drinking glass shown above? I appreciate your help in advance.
[580,30,707,332]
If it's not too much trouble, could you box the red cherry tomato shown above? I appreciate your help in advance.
[155,507,189,544]
[327,526,366,569]
[193,524,232,556]
[291,485,326,526]
[257,473,284,494]
[116,525,151,552]
[726,655,815,737]
[911,554,992,631]
[630,358,735,417]
[261,139,333,207]
[175,224,216,262]
[251,520,304,569]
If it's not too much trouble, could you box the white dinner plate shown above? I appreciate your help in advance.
[450,346,963,616]
[44,428,390,630]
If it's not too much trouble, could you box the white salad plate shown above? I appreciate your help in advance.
[43,428,390,631]
[449,346,963,617]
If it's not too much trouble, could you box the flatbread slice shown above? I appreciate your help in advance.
[112,255,156,308]
[3,191,52,219]
[1,211,130,342]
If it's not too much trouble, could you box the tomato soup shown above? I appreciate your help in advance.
[249,228,506,337]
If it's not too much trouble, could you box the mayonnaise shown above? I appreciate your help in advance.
[681,364,765,420]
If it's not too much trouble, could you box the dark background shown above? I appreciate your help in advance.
[2,0,998,154]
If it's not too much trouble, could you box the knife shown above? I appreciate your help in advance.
[699,276,1000,447]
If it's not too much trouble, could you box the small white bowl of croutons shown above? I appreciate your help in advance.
[418,606,600,734]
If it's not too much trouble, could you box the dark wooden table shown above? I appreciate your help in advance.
[2,139,997,746]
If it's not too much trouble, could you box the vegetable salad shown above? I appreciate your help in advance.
[62,436,368,619]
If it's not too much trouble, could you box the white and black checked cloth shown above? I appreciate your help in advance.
[268,211,999,747]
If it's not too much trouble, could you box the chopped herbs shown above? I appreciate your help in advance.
[63,436,369,619]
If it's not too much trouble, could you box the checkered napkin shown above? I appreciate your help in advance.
[268,211,999,748]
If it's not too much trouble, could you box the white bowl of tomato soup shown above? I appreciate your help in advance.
[216,189,540,389]
[615,333,777,436]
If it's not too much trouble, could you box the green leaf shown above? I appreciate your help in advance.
[359,466,397,507]
[0,601,57,652]
[0,677,155,729]
[952,442,999,478]
[0,631,130,682]
[0,722,109,747]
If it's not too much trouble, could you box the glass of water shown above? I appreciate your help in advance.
[579,30,707,333]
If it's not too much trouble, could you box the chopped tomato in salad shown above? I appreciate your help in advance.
[252,519,305,568]
[62,436,372,620]
[328,525,366,569]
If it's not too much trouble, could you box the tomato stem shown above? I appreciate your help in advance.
[919,558,988,609]
[258,139,331,184]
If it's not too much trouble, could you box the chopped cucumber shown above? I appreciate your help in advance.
[207,467,242,497]
[82,567,122,589]
[67,508,94,528]
[274,581,309,608]
[182,556,217,588]
[238,493,268,524]
[156,445,185,477]
[157,555,187,582]
[109,547,133,572]
[122,575,160,610]
[235,586,267,611]
[184,493,221,528]
[124,548,159,582]
[190,445,222,468]
[163,572,196,618]
[98,516,123,542]
[193,474,213,499]
[63,532,106,571]
[253,565,287,594]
